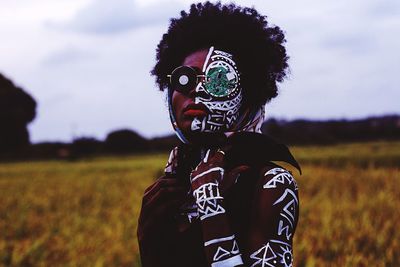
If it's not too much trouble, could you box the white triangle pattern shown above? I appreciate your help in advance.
[213,246,230,261]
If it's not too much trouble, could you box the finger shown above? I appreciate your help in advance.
[202,149,211,163]
[156,198,187,215]
[210,148,225,165]
[194,148,225,173]
[141,196,186,220]
[142,186,188,210]
[141,189,188,219]
[143,184,187,206]
[143,178,182,197]
[144,175,170,195]
[140,198,187,233]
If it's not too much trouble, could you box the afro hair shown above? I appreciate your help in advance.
[151,1,289,107]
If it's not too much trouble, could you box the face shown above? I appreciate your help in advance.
[172,49,209,135]
[171,47,242,139]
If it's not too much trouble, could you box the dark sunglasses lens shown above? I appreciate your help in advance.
[170,66,197,93]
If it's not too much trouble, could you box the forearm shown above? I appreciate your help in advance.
[193,181,244,266]
[137,172,187,267]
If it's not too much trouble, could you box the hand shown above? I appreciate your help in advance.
[137,174,188,242]
[190,149,249,195]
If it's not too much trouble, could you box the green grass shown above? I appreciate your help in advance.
[0,142,399,266]
[291,141,400,168]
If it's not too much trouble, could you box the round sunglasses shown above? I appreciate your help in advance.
[167,65,238,98]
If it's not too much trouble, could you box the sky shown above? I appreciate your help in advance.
[0,0,399,143]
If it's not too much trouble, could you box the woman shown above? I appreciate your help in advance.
[137,2,301,266]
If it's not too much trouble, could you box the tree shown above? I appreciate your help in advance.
[0,73,36,154]
[104,129,148,153]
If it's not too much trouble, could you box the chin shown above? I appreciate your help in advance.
[177,119,193,135]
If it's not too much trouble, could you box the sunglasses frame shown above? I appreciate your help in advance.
[167,65,239,98]
[167,66,207,88]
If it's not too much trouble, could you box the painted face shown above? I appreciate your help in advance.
[191,47,243,133]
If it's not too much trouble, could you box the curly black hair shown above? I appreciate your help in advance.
[151,1,289,107]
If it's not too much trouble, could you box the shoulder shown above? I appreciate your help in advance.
[249,163,300,234]
[261,165,299,225]
[261,165,299,193]
[250,163,299,197]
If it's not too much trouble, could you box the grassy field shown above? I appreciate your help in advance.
[0,141,399,266]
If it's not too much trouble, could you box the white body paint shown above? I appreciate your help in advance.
[263,168,298,190]
[205,235,236,247]
[191,167,224,183]
[251,167,298,266]
[211,254,244,267]
[193,182,226,220]
[250,239,293,267]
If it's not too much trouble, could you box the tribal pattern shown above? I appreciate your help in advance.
[264,167,299,242]
[198,90,242,113]
[193,182,225,220]
[263,168,298,190]
[273,189,298,241]
[250,239,293,267]
[191,46,243,133]
[204,235,243,266]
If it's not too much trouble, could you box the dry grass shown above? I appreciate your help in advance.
[0,142,399,266]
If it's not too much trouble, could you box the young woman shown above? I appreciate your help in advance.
[137,2,301,266]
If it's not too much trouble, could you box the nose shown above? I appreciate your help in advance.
[187,84,197,98]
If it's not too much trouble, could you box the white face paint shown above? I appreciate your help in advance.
[191,47,243,133]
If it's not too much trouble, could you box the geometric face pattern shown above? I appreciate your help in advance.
[250,239,293,267]
[191,47,243,133]
[192,84,242,132]
[193,182,225,220]
[263,168,298,191]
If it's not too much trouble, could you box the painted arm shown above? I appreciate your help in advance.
[191,150,299,267]
[244,166,299,267]
[190,149,247,267]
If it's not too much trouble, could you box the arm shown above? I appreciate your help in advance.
[137,147,189,267]
[190,149,246,267]
[191,150,299,267]
[244,166,299,267]
[137,175,188,266]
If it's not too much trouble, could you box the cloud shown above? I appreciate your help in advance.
[49,0,184,34]
[367,1,400,18]
[4,0,398,142]
[42,46,96,66]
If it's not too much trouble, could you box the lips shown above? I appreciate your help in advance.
[183,103,208,117]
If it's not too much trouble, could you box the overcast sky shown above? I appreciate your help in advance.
[1,0,399,143]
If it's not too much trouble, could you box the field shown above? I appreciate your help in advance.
[0,141,399,266]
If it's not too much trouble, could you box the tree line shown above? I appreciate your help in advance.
[1,72,399,161]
